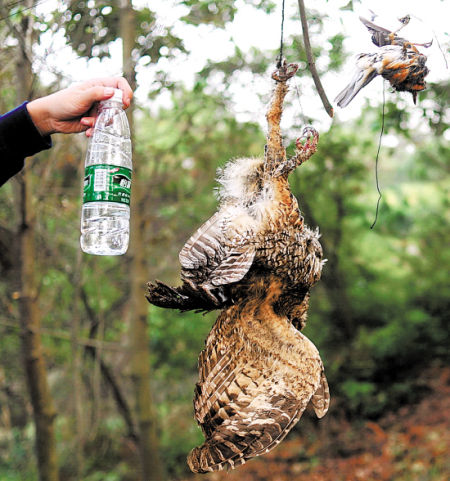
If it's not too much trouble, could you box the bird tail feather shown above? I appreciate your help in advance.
[335,67,377,107]
[187,437,249,473]
[146,280,221,312]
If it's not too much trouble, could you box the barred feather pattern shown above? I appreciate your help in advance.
[146,60,329,473]
[187,283,329,473]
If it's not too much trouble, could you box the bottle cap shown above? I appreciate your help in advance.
[111,88,123,105]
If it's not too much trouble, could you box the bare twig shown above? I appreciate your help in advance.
[297,0,334,118]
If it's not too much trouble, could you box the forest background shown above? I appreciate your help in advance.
[0,1,448,480]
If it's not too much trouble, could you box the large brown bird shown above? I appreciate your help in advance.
[335,16,429,107]
[147,60,329,473]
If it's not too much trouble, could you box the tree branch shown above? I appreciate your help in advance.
[297,0,334,118]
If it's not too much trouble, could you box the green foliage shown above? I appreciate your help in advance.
[181,0,238,26]
[328,33,347,70]
[181,0,275,26]
[51,1,185,61]
[298,114,449,418]
[0,0,448,478]
[0,427,38,481]
[420,81,450,136]
[198,45,273,81]
[340,379,376,413]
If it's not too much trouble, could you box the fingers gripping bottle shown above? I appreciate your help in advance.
[80,88,132,255]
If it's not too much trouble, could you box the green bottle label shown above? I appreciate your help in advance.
[83,165,132,205]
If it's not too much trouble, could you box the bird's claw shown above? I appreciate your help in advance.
[421,39,433,48]
[296,126,319,152]
[272,59,299,82]
[275,126,319,176]
[397,14,411,26]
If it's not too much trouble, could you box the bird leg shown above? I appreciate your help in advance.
[264,59,299,173]
[401,39,432,55]
[410,40,433,48]
[274,127,319,177]
[294,126,319,165]
[385,15,431,52]
[388,15,410,43]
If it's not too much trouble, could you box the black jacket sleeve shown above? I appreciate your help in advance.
[0,102,52,187]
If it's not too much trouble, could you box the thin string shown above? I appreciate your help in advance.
[370,83,386,229]
[277,0,286,67]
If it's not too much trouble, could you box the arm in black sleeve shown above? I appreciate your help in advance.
[0,102,52,187]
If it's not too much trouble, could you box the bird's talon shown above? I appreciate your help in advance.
[272,60,299,82]
[296,127,319,151]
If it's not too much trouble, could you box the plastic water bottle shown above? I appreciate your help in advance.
[80,88,132,255]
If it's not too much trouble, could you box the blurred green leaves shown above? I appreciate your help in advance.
[0,0,448,478]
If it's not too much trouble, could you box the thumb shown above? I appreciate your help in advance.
[80,86,115,108]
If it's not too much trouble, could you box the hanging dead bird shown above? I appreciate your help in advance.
[335,44,429,107]
[335,16,430,107]
[147,60,329,473]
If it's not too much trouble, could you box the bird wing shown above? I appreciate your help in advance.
[207,246,256,288]
[188,315,327,473]
[179,210,227,270]
[359,16,410,48]
[179,206,256,287]
[359,16,392,47]
[310,369,330,418]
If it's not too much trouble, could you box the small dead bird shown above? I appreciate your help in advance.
[335,16,430,107]
[147,61,329,473]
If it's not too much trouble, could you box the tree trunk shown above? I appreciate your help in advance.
[120,1,165,480]
[11,4,60,480]
[16,172,59,481]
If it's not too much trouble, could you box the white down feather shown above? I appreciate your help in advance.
[216,157,276,224]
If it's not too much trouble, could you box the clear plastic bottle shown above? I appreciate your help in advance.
[80,88,132,255]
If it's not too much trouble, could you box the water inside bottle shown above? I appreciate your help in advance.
[80,202,130,255]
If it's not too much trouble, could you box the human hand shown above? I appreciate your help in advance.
[27,77,133,137]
